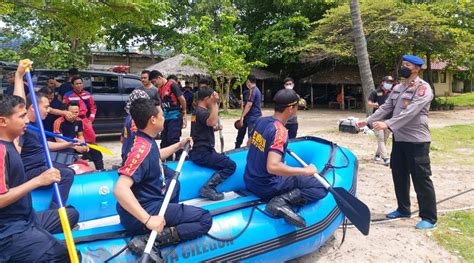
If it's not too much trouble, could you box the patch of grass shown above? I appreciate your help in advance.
[433,211,474,262]
[445,92,474,107]
[219,109,242,119]
[431,124,474,152]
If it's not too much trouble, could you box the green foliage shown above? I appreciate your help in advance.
[0,48,20,62]
[434,211,474,262]
[0,1,169,68]
[252,15,311,65]
[235,0,339,75]
[183,12,265,111]
[302,0,473,73]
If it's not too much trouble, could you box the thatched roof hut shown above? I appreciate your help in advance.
[301,65,388,85]
[146,54,208,77]
[250,68,279,80]
[146,54,280,81]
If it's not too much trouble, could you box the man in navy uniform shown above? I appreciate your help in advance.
[239,75,262,138]
[189,80,237,201]
[234,87,249,149]
[114,98,211,253]
[244,89,328,228]
[358,55,437,229]
[0,61,79,262]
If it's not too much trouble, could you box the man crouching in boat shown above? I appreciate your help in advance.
[0,61,80,262]
[244,89,328,228]
[114,98,212,256]
[189,81,237,201]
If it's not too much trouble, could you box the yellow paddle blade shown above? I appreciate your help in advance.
[58,207,79,263]
[87,143,113,156]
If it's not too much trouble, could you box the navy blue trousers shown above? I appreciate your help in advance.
[245,117,258,137]
[0,207,80,262]
[234,121,248,149]
[82,148,104,170]
[285,123,298,139]
[249,175,328,202]
[161,118,183,161]
[189,147,236,179]
[26,163,75,209]
[122,166,212,241]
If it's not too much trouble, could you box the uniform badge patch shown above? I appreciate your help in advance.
[418,86,426,96]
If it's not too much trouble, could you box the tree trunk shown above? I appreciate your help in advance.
[349,0,375,116]
[426,51,435,96]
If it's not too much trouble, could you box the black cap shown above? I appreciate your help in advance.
[273,89,299,107]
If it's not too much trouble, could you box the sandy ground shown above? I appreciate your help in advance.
[97,108,474,262]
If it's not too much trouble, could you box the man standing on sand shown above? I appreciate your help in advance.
[238,75,262,138]
[358,55,437,229]
[367,76,394,166]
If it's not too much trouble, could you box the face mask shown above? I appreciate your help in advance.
[284,84,294,90]
[399,66,412,78]
[383,83,393,90]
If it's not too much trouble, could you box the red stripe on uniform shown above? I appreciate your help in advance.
[0,145,8,194]
[270,121,288,153]
[53,117,65,134]
[118,136,151,177]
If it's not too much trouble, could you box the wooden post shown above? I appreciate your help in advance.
[310,84,314,109]
[341,84,345,110]
[262,80,265,107]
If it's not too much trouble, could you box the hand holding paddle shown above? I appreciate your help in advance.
[24,64,80,262]
[286,148,371,236]
[27,125,113,156]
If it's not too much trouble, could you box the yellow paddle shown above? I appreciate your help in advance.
[27,125,113,156]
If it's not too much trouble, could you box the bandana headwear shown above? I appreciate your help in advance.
[273,89,300,107]
[125,89,150,114]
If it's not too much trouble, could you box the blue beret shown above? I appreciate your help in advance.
[402,55,425,66]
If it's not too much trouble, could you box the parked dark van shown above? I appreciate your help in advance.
[0,62,142,134]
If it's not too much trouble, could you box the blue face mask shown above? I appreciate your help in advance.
[383,83,393,90]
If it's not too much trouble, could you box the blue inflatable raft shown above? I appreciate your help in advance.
[32,137,358,262]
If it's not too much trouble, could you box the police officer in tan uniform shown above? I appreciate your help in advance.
[358,55,437,229]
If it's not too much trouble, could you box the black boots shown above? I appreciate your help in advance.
[265,189,307,228]
[128,227,181,262]
[200,173,225,201]
[154,226,181,248]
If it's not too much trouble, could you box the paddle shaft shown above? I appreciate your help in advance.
[28,125,112,155]
[218,116,224,153]
[142,143,190,258]
[286,150,331,189]
[24,70,79,262]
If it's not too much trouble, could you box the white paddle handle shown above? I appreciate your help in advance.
[143,147,189,255]
[287,150,331,189]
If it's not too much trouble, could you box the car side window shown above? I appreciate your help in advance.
[90,74,119,94]
[123,77,141,94]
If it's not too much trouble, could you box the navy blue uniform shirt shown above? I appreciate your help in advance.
[245,87,262,121]
[43,96,63,132]
[190,106,215,149]
[53,117,83,139]
[58,82,72,97]
[244,116,288,193]
[19,122,47,171]
[120,115,137,164]
[0,140,35,239]
[117,131,164,227]
[368,87,391,113]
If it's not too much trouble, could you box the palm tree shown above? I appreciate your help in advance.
[349,0,375,116]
